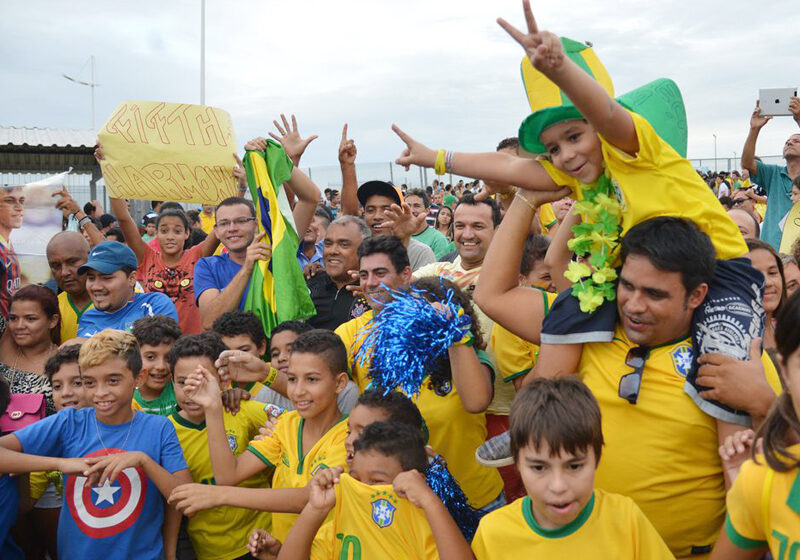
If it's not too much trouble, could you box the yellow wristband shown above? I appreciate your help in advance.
[264,366,279,388]
[434,149,446,176]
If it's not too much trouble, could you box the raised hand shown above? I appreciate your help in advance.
[308,466,342,513]
[53,187,81,216]
[270,114,318,165]
[750,101,773,130]
[393,469,436,509]
[383,203,425,241]
[392,125,437,171]
[244,231,272,273]
[790,96,800,126]
[245,137,268,152]
[233,154,248,192]
[497,0,565,76]
[184,364,222,409]
[215,349,269,386]
[338,124,357,166]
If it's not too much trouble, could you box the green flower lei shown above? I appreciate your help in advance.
[563,170,623,313]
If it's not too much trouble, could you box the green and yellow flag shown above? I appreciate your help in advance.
[242,140,315,337]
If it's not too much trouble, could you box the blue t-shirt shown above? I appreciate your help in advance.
[77,292,178,337]
[752,160,793,249]
[193,253,249,309]
[0,474,22,560]
[15,408,187,560]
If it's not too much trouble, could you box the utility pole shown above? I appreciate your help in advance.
[63,55,98,130]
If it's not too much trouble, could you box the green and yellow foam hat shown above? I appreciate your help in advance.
[518,37,688,157]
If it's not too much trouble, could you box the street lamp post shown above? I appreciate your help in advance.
[200,0,205,105]
[63,55,98,130]
[713,134,718,171]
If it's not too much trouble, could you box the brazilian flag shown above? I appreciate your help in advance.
[242,140,315,337]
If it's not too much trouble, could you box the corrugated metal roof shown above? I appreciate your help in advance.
[0,126,96,149]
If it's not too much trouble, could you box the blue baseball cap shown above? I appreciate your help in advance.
[78,241,138,275]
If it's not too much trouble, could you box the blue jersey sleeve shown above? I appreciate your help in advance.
[14,408,71,458]
[192,257,217,304]
[156,418,188,473]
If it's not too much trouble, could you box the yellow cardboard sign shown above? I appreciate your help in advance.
[779,203,800,254]
[98,101,238,204]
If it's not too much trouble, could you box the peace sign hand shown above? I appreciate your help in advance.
[269,114,318,165]
[497,0,565,76]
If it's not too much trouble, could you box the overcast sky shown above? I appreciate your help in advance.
[2,0,799,172]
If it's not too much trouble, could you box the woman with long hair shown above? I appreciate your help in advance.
[711,289,800,559]
[747,239,786,350]
[0,285,60,414]
[434,205,455,257]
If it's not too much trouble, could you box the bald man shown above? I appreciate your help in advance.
[727,208,760,241]
[47,231,93,341]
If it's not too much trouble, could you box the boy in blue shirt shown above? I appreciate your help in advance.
[77,241,179,337]
[0,329,191,560]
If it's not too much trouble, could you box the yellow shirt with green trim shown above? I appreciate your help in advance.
[472,490,673,560]
[724,446,800,559]
[579,325,778,557]
[309,473,439,560]
[540,111,748,263]
[58,291,93,342]
[246,410,348,541]
[538,202,558,234]
[489,290,557,384]
[408,348,504,509]
[169,401,273,560]
[335,310,375,392]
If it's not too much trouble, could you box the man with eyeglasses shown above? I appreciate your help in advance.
[476,214,781,558]
[0,186,24,319]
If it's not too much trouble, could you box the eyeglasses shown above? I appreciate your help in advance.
[215,217,256,229]
[732,199,747,206]
[618,346,648,405]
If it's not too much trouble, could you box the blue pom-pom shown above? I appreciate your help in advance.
[353,283,472,396]
[426,455,484,541]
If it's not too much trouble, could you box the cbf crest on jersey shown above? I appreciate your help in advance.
[671,344,693,378]
[370,490,397,528]
[226,433,238,452]
[66,449,147,538]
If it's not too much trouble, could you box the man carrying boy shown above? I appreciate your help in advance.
[0,329,191,560]
[77,241,179,337]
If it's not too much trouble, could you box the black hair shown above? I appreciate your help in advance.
[269,320,314,347]
[510,377,604,464]
[290,329,348,375]
[406,188,430,208]
[0,377,9,420]
[353,422,428,472]
[357,235,410,275]
[213,310,266,349]
[217,196,256,218]
[83,201,96,216]
[167,332,228,373]
[99,214,117,228]
[496,137,520,152]
[520,234,550,276]
[454,192,501,227]
[105,227,126,243]
[718,196,734,210]
[156,208,190,231]
[621,217,716,294]
[755,289,800,471]
[151,200,164,210]
[356,390,425,434]
[44,344,82,380]
[315,206,333,225]
[131,315,182,347]
[160,202,183,213]
[186,210,201,226]
[404,277,484,394]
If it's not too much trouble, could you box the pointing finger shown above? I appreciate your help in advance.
[341,123,348,141]
[391,124,412,144]
[522,0,539,35]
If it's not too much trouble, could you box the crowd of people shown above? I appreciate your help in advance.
[1,3,800,560]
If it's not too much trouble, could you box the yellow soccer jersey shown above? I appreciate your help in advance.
[409,349,504,509]
[541,111,748,263]
[538,202,558,234]
[199,211,215,234]
[58,291,93,342]
[335,310,375,392]
[490,290,557,384]
[169,401,273,560]
[724,446,800,558]
[471,490,674,560]
[578,326,782,557]
[30,470,61,501]
[309,473,439,560]
[247,410,348,541]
